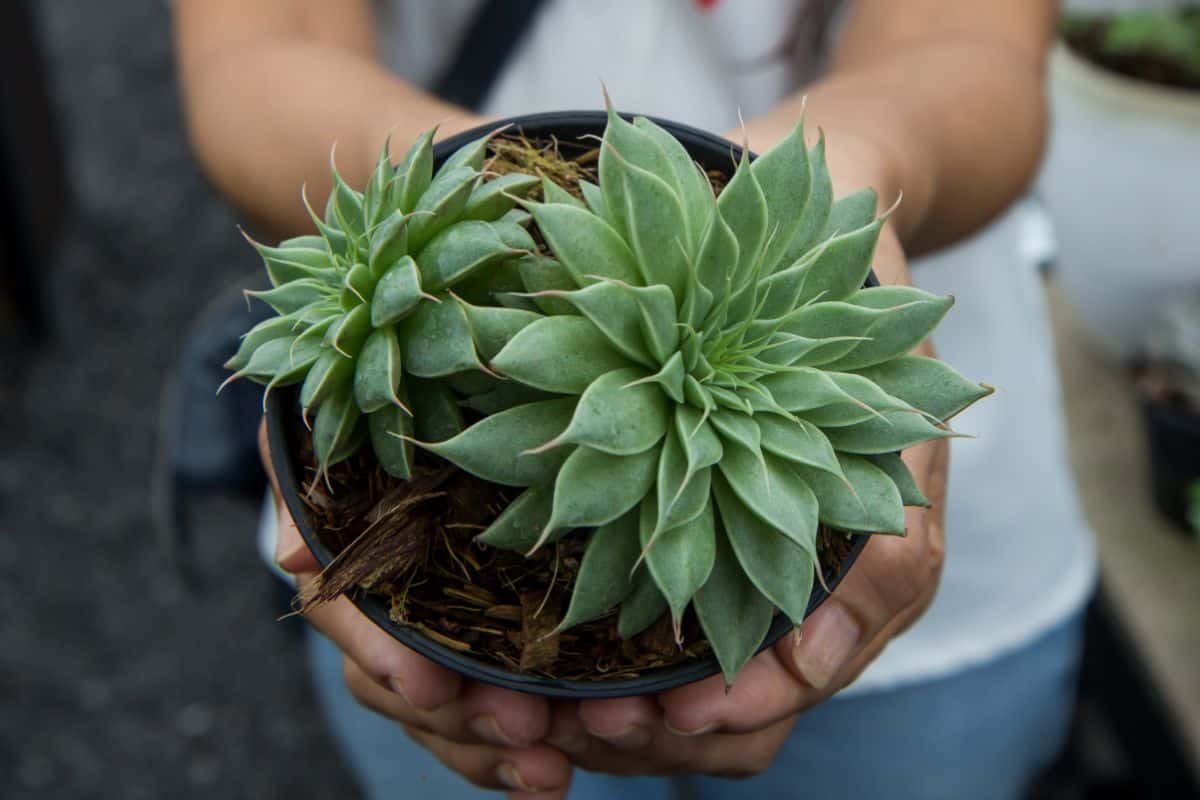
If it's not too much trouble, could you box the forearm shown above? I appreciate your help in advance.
[746,3,1053,255]
[176,29,472,236]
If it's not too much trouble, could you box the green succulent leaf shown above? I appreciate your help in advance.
[325,303,372,358]
[640,493,716,625]
[353,326,404,413]
[477,484,560,551]
[406,166,478,251]
[251,241,338,288]
[419,398,577,486]
[618,158,690,303]
[713,474,815,624]
[794,217,885,306]
[716,151,768,290]
[694,521,774,685]
[794,454,906,534]
[417,220,520,291]
[618,566,669,639]
[491,315,633,394]
[578,179,611,225]
[776,135,833,268]
[458,301,539,362]
[463,173,541,221]
[406,376,464,442]
[850,355,991,422]
[551,280,656,367]
[599,106,674,239]
[820,287,954,371]
[632,116,712,250]
[398,297,482,377]
[368,210,411,278]
[822,188,879,242]
[674,406,724,473]
[439,133,490,174]
[368,402,414,479]
[867,453,929,507]
[312,386,362,475]
[823,409,955,454]
[515,255,578,315]
[371,256,425,327]
[693,206,740,305]
[225,315,299,372]
[557,509,641,630]
[247,280,332,316]
[392,129,435,213]
[655,424,712,533]
[540,176,585,208]
[755,413,846,480]
[330,162,366,241]
[300,349,354,412]
[527,202,641,287]
[549,367,671,455]
[751,118,811,272]
[544,445,659,533]
[717,447,820,552]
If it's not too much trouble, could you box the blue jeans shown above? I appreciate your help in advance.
[306,611,1084,800]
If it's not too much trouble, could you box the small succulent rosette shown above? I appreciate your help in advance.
[228,103,989,683]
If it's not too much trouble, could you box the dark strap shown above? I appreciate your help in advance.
[431,0,550,111]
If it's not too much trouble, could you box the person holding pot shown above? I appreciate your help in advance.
[174,1,1097,798]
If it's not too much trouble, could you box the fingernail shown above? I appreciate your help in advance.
[664,720,718,737]
[547,732,588,755]
[468,714,516,746]
[387,676,411,706]
[497,762,531,791]
[792,602,861,690]
[590,724,652,750]
[274,540,308,572]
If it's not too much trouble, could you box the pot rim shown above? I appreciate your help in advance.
[267,110,873,698]
[1053,41,1200,123]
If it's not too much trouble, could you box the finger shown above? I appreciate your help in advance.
[545,701,591,757]
[565,715,795,778]
[343,658,550,746]
[658,647,810,735]
[302,595,463,710]
[577,695,660,749]
[404,724,573,795]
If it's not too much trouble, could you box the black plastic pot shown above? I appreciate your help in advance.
[267,111,873,698]
[1138,392,1200,534]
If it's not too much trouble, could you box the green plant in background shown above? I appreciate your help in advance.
[224,130,540,483]
[1063,6,1200,84]
[229,99,991,681]
[408,105,990,681]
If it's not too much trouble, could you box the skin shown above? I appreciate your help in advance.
[180,1,1055,796]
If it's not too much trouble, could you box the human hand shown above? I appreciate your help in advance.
[259,422,574,798]
[544,433,947,778]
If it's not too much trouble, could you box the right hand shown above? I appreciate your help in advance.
[259,421,574,798]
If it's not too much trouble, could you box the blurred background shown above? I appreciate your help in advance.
[1,1,1197,798]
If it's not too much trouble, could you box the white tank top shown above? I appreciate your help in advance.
[369,0,1098,692]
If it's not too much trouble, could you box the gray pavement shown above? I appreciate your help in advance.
[1,2,358,797]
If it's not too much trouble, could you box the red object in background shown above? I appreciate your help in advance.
[695,0,719,10]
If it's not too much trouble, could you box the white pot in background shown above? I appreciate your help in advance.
[1038,42,1200,361]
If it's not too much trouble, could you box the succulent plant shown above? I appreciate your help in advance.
[230,104,990,683]
[409,107,991,682]
[224,130,541,483]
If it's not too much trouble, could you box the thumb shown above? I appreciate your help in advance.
[258,418,321,574]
